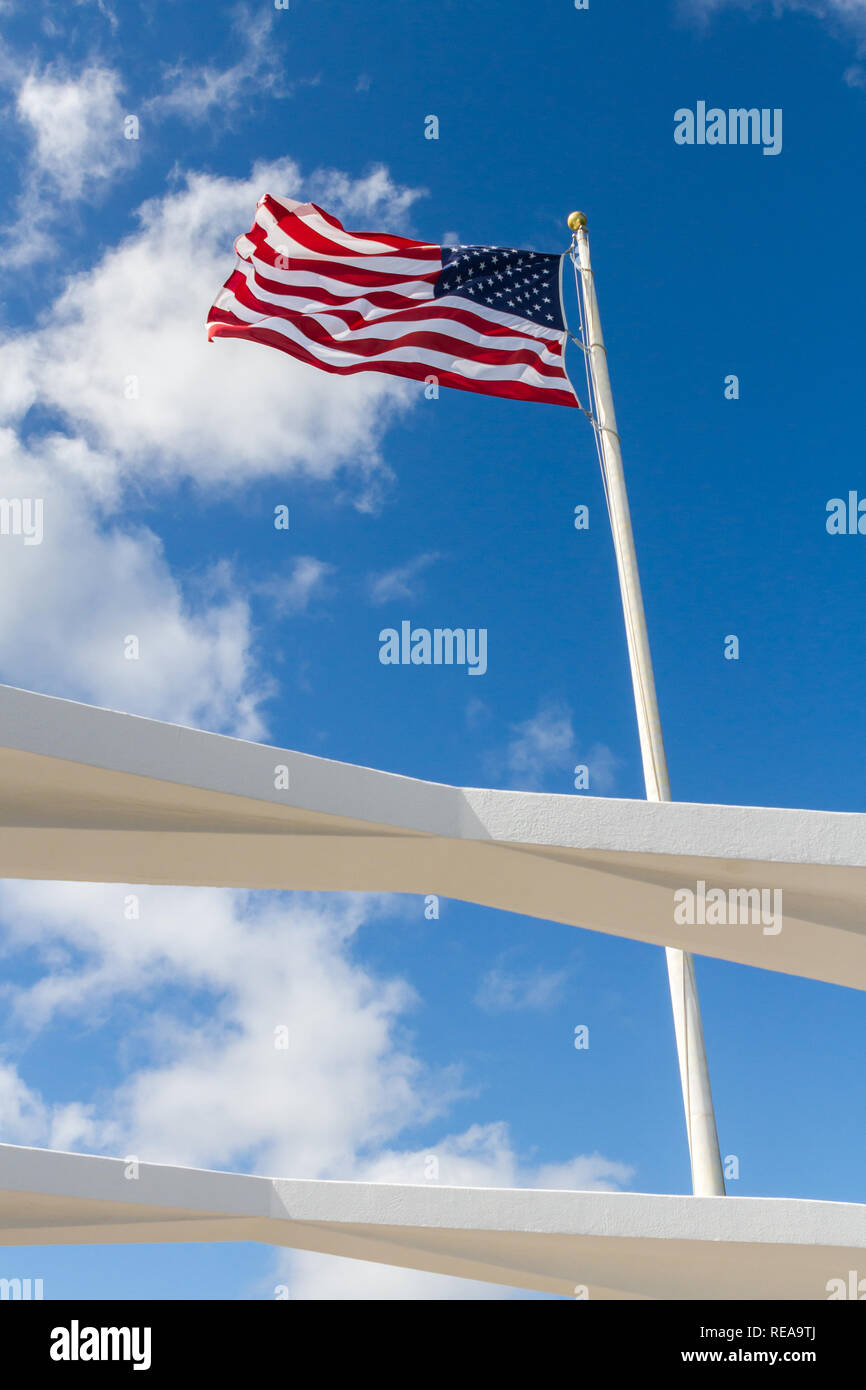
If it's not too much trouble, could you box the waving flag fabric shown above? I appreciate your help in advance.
[207,196,578,408]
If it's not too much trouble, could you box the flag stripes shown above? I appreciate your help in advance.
[207,196,578,408]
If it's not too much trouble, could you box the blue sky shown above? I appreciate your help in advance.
[0,0,865,1300]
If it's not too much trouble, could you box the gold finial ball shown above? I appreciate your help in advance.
[567,210,587,231]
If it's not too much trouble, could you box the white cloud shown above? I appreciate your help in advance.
[309,164,424,228]
[0,159,424,728]
[505,699,575,788]
[74,0,119,27]
[683,0,866,40]
[0,160,422,495]
[0,155,428,734]
[14,64,129,202]
[0,1061,49,1146]
[498,698,619,794]
[0,882,627,1191]
[0,430,268,733]
[581,743,620,794]
[368,552,441,605]
[1,63,136,264]
[147,7,295,124]
[475,965,570,1013]
[686,0,854,12]
[0,884,450,1176]
[0,882,631,1297]
[0,1054,98,1153]
[258,556,335,617]
[466,696,491,730]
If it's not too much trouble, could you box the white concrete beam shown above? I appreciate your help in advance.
[0,1143,860,1299]
[0,683,864,989]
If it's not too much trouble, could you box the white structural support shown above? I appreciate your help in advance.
[2,683,866,990]
[2,683,866,1295]
[0,1141,863,1300]
[573,216,725,1198]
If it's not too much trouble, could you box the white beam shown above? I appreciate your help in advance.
[0,1143,861,1299]
[0,683,864,989]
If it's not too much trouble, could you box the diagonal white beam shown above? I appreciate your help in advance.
[0,1143,862,1300]
[0,683,865,989]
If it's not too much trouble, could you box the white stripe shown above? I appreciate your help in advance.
[237,259,562,348]
[240,250,563,345]
[231,262,563,360]
[255,235,438,279]
[216,291,568,391]
[255,202,431,262]
[243,255,435,302]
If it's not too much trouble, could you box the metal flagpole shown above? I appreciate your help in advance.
[567,210,726,1198]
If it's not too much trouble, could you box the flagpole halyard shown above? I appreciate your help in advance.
[569,212,726,1199]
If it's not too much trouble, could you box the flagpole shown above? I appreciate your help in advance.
[568,211,726,1198]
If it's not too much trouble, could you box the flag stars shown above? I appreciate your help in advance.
[436,244,563,330]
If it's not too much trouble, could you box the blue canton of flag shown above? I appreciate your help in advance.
[435,245,565,332]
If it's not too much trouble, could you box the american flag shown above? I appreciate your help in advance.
[206,196,579,408]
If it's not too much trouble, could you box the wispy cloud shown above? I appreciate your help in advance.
[682,0,866,48]
[146,6,297,124]
[258,556,335,616]
[487,697,620,794]
[368,552,441,605]
[76,0,119,30]
[475,964,570,1013]
[505,699,575,789]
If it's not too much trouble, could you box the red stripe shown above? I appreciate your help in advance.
[208,319,578,407]
[248,218,440,272]
[209,290,566,378]
[244,225,440,288]
[225,268,560,349]
[259,199,440,262]
[210,198,579,408]
[243,272,434,315]
[261,196,438,255]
